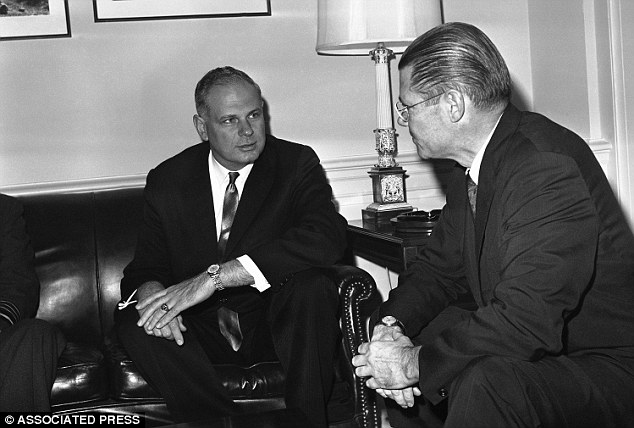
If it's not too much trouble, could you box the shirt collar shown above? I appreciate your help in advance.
[208,152,254,185]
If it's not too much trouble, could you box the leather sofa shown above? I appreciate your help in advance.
[17,187,381,428]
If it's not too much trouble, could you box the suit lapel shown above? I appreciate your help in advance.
[474,104,522,262]
[462,172,482,301]
[224,140,275,257]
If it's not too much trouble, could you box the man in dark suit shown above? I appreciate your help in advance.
[353,22,634,428]
[115,66,347,426]
[0,194,66,411]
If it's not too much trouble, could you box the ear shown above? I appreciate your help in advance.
[444,90,465,123]
[193,114,208,142]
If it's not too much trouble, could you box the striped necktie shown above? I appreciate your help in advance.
[217,171,239,260]
[467,174,477,218]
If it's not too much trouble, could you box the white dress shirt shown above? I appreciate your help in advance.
[208,152,270,292]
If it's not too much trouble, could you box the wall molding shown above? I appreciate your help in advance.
[608,0,633,224]
[1,139,612,220]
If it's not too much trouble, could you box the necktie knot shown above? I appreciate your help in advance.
[228,171,239,186]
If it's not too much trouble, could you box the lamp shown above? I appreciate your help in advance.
[316,0,442,229]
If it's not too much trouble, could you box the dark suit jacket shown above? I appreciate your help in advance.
[0,194,40,330]
[379,103,634,404]
[120,135,347,315]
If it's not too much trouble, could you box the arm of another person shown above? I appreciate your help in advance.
[245,146,348,286]
[377,165,472,339]
[0,195,40,333]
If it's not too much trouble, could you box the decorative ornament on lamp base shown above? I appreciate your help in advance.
[362,128,413,230]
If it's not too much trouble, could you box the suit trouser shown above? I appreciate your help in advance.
[379,306,634,428]
[0,319,66,411]
[116,268,340,427]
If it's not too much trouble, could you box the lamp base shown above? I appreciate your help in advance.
[364,165,413,230]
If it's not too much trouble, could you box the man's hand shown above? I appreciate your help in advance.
[371,323,403,342]
[375,387,422,408]
[134,282,188,345]
[136,272,216,333]
[352,328,420,390]
[363,324,422,407]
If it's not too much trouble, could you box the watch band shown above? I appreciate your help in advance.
[207,264,224,291]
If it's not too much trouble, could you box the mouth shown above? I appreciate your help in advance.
[237,141,257,151]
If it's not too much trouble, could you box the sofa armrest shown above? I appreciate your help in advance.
[326,265,380,428]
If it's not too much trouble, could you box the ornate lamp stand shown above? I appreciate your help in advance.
[362,43,413,229]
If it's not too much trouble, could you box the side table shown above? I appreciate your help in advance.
[347,219,430,273]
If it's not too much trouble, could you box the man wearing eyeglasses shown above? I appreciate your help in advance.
[353,22,634,428]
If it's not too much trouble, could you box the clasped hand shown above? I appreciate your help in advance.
[134,272,216,346]
[352,324,422,408]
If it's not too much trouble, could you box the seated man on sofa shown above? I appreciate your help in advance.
[0,193,66,411]
[115,66,348,427]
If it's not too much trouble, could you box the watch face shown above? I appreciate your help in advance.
[382,316,397,326]
[207,264,220,275]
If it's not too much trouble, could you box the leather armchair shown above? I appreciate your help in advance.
[18,187,380,428]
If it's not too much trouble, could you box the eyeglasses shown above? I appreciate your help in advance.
[395,92,445,123]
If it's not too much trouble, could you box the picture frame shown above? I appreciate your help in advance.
[93,0,271,22]
[0,0,71,41]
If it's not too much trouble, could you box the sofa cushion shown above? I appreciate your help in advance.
[20,193,102,346]
[51,342,109,407]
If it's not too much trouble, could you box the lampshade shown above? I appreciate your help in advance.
[316,0,442,55]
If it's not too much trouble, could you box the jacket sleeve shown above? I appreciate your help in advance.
[119,169,173,298]
[247,147,348,287]
[378,165,471,337]
[0,195,40,328]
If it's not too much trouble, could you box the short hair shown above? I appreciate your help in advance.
[399,22,511,111]
[194,66,262,115]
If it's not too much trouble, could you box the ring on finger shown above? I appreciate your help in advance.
[161,303,170,312]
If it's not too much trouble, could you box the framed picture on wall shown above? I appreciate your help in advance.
[93,0,271,22]
[0,0,71,41]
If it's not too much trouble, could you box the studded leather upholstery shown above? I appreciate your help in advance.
[18,188,380,428]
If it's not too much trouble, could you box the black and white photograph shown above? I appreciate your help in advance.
[1,1,634,427]
[0,0,69,40]
[93,0,271,22]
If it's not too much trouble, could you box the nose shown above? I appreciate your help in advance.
[239,120,254,137]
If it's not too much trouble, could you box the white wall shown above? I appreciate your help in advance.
[0,0,380,186]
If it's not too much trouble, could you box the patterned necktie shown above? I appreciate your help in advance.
[217,171,239,260]
[467,174,478,218]
[216,171,243,351]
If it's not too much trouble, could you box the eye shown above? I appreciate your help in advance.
[248,110,262,120]
[221,117,239,125]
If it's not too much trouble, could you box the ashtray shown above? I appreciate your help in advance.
[391,209,441,236]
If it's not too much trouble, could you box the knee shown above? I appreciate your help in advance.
[18,318,61,337]
[283,268,338,306]
[9,319,66,350]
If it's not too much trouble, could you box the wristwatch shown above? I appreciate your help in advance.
[378,315,406,333]
[207,264,224,291]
